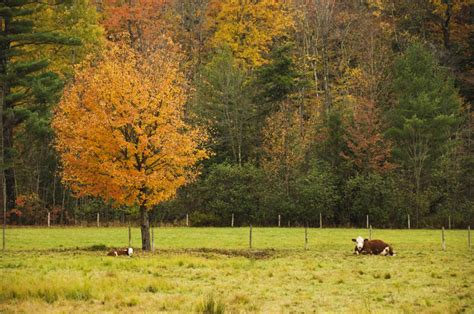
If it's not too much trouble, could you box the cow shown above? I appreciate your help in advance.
[352,236,395,256]
[107,247,133,257]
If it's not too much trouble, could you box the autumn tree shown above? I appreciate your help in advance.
[102,0,168,50]
[169,0,212,80]
[341,98,394,176]
[292,0,336,111]
[53,43,208,250]
[210,0,293,69]
[261,100,319,215]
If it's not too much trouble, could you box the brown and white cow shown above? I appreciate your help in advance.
[107,247,133,257]
[352,236,395,256]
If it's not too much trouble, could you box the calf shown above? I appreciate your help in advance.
[107,247,133,257]
[352,236,395,256]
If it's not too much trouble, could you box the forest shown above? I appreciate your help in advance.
[1,0,472,230]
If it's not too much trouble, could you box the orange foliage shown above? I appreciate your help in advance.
[102,0,170,48]
[341,99,395,175]
[262,101,319,181]
[53,42,209,209]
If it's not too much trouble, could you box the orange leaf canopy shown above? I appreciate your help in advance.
[53,43,208,208]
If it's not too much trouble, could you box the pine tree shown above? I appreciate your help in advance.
[388,43,462,226]
[0,1,79,210]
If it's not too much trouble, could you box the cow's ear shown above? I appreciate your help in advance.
[352,239,356,242]
[364,238,369,242]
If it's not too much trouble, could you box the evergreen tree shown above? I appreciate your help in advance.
[195,48,255,165]
[0,1,79,210]
[387,43,462,226]
[253,44,301,112]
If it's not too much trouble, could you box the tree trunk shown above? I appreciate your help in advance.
[442,0,452,50]
[415,171,421,228]
[1,13,15,212]
[140,204,151,251]
[60,188,65,225]
[3,126,15,210]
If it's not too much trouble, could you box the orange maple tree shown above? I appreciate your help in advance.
[102,0,169,49]
[53,42,208,250]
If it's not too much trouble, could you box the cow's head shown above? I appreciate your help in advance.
[352,236,367,252]
[127,248,133,256]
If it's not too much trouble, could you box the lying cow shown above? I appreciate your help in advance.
[352,236,395,256]
[107,247,133,257]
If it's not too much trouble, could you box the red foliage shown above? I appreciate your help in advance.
[341,99,396,175]
[10,193,46,225]
[7,208,22,218]
[102,0,169,48]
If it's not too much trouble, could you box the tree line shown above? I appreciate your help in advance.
[1,1,472,236]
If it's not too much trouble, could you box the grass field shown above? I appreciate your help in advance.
[0,227,472,313]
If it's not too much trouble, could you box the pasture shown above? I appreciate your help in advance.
[0,227,472,313]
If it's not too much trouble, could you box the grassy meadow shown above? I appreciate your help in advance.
[0,227,472,313]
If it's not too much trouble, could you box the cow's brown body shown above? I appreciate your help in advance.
[353,238,395,256]
[107,248,132,257]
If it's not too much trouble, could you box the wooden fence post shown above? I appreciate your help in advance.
[468,226,471,249]
[442,227,446,251]
[231,213,234,227]
[128,222,132,247]
[47,212,51,227]
[304,225,308,250]
[278,214,281,227]
[319,213,322,229]
[249,224,253,249]
[2,174,6,251]
[408,214,411,229]
[96,212,100,227]
[369,225,372,240]
[186,214,189,227]
[366,215,369,229]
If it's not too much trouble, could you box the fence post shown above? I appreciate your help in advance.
[408,214,411,229]
[2,174,6,251]
[366,215,369,229]
[304,225,308,250]
[442,227,446,251]
[320,213,322,229]
[186,214,189,227]
[468,226,471,249]
[231,213,234,227]
[47,211,51,227]
[249,224,253,249]
[97,212,100,227]
[369,225,372,240]
[128,222,132,247]
[278,214,281,227]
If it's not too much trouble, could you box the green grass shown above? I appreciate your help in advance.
[0,227,472,313]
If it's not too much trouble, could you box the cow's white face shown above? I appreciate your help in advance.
[380,247,390,256]
[352,236,365,251]
[128,248,133,256]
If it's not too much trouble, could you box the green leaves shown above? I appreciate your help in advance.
[389,43,461,169]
